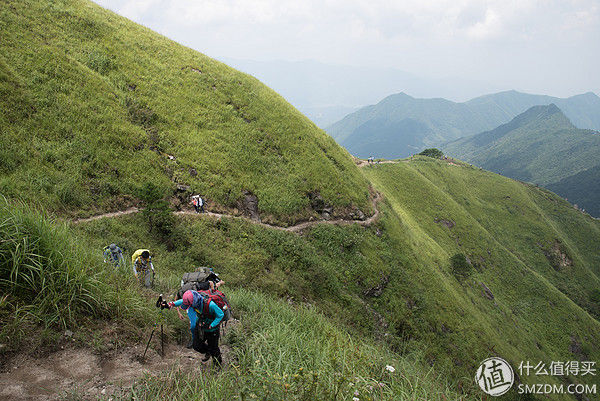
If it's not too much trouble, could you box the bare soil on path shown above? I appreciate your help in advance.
[72,193,383,233]
[0,335,233,401]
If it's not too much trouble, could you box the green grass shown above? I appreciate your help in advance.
[67,155,600,400]
[123,289,471,401]
[0,0,372,224]
[4,157,600,400]
[0,200,473,400]
[361,158,600,399]
[2,1,600,400]
[0,198,170,349]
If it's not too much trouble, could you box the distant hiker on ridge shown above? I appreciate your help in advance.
[132,249,154,288]
[191,194,205,214]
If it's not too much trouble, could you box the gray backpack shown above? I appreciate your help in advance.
[176,267,220,299]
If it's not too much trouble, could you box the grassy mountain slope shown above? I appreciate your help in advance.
[0,0,372,224]
[362,159,600,395]
[67,158,600,399]
[2,1,600,399]
[443,105,600,215]
[547,164,600,217]
[0,201,464,401]
[4,163,600,399]
[327,91,600,159]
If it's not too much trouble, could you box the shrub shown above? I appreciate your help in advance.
[450,253,471,280]
[419,148,444,159]
[137,182,174,239]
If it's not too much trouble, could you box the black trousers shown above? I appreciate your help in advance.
[193,325,221,363]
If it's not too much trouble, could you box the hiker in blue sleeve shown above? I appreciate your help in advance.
[168,290,224,366]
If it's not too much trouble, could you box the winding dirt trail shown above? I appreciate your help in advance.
[72,193,383,233]
[0,336,234,401]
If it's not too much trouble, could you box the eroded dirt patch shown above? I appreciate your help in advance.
[541,240,573,271]
[0,342,229,400]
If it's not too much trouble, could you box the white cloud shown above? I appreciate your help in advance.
[93,0,600,96]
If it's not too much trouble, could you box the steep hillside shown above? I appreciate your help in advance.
[362,158,600,397]
[547,165,600,217]
[327,91,600,159]
[0,201,466,401]
[0,0,372,225]
[59,157,600,400]
[443,105,600,215]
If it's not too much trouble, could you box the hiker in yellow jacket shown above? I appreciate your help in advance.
[132,249,154,288]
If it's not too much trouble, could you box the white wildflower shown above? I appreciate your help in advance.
[385,365,396,373]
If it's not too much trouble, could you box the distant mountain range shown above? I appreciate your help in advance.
[221,58,505,127]
[443,104,600,216]
[326,90,600,159]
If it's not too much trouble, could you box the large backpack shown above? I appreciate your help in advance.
[176,267,220,299]
[199,289,231,323]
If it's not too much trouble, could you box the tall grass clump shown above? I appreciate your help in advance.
[0,199,106,327]
[0,199,155,346]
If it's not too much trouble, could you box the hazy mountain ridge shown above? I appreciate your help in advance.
[327,90,600,159]
[443,104,600,216]
[222,58,505,127]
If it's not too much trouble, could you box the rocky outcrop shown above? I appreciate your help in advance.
[240,190,260,221]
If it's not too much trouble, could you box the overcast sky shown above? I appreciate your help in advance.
[94,0,599,99]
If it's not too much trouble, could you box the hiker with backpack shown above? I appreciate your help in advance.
[174,267,226,346]
[167,289,229,366]
[103,243,124,267]
[191,194,205,213]
[132,249,155,288]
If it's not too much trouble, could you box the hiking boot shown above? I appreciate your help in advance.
[202,353,210,362]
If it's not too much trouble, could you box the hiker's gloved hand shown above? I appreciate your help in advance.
[167,301,175,309]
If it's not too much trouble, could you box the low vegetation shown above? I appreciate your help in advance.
[0,0,372,224]
[0,199,161,349]
[125,289,466,401]
[418,148,444,159]
[2,1,600,400]
[0,199,470,400]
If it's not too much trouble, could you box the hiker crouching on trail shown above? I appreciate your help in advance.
[103,243,124,267]
[168,290,224,366]
[132,249,154,288]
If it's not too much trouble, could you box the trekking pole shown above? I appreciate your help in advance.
[143,294,168,359]
[143,322,157,359]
